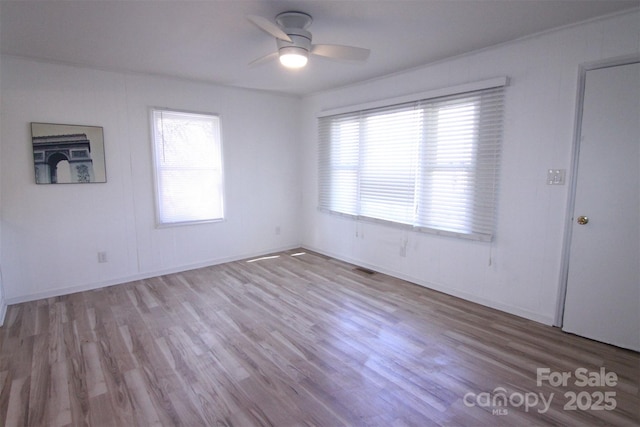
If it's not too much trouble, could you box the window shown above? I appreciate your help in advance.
[318,81,505,241]
[151,109,224,225]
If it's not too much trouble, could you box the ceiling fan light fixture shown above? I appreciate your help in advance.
[248,11,369,69]
[279,46,309,68]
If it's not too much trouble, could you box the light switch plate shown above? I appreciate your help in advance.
[547,169,566,185]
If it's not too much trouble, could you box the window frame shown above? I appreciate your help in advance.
[150,107,226,227]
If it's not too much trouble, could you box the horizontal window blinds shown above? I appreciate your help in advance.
[318,83,505,241]
[152,109,224,225]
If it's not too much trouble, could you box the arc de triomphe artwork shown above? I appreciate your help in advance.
[33,133,95,183]
[31,123,106,184]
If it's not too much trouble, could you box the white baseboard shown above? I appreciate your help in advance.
[3,244,554,327]
[302,244,555,326]
[5,245,301,306]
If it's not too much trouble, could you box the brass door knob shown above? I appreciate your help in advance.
[577,216,589,225]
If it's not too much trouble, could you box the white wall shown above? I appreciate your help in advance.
[0,43,6,324]
[0,57,302,303]
[300,11,640,325]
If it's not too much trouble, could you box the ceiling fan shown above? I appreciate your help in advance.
[247,11,371,69]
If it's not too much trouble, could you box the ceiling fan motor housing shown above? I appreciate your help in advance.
[276,12,313,55]
[277,27,312,54]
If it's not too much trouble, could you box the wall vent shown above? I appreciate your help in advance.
[354,267,376,275]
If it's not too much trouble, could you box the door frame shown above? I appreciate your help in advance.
[554,54,640,327]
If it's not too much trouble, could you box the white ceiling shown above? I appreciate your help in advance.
[1,0,638,96]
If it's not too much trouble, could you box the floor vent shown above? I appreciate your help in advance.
[354,267,376,275]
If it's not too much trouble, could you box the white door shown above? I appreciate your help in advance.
[562,61,640,351]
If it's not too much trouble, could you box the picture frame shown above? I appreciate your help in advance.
[31,122,107,184]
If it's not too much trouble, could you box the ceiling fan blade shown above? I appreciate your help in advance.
[247,15,292,42]
[311,44,370,61]
[249,51,278,67]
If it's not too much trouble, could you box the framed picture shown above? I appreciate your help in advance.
[31,122,107,184]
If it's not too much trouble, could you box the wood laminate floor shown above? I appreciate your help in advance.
[0,249,638,426]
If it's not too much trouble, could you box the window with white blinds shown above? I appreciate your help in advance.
[318,82,505,241]
[151,109,224,225]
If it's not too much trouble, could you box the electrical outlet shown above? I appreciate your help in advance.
[547,169,566,185]
[98,251,107,263]
[275,226,281,235]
